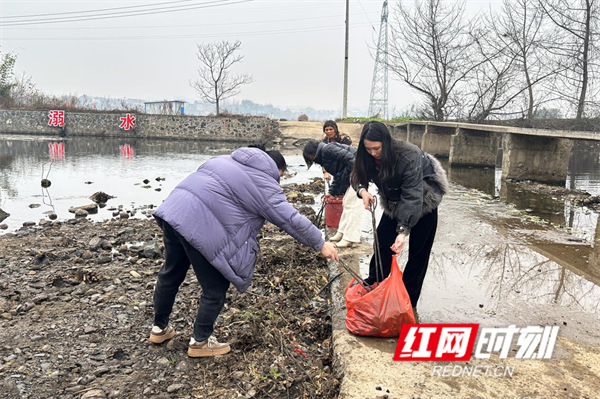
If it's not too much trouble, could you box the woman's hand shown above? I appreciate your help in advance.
[390,233,407,254]
[323,172,332,182]
[361,191,375,210]
[323,193,334,203]
[320,242,339,262]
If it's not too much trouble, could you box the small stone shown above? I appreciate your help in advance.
[48,213,58,220]
[130,270,141,279]
[84,326,97,334]
[0,208,10,223]
[93,366,110,377]
[166,384,184,393]
[69,204,98,214]
[119,212,129,219]
[75,209,88,218]
[101,240,113,250]
[0,224,7,230]
[32,294,50,304]
[233,371,245,379]
[29,204,41,208]
[142,243,161,259]
[82,250,93,260]
[81,389,106,399]
[23,221,36,227]
[89,237,102,251]
[143,179,150,184]
[96,256,112,264]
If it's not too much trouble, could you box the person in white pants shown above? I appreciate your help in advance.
[303,140,364,248]
[330,185,365,246]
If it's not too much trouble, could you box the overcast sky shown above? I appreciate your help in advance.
[0,0,498,115]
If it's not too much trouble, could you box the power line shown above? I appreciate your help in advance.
[356,0,376,32]
[1,12,379,30]
[0,0,250,27]
[2,22,373,41]
[0,0,193,20]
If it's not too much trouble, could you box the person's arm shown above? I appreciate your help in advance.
[259,190,339,261]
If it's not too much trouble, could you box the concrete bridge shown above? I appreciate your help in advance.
[387,121,600,184]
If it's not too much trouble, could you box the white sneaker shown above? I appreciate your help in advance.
[336,240,355,248]
[329,232,343,242]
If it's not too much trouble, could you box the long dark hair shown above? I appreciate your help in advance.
[248,141,287,171]
[351,121,398,186]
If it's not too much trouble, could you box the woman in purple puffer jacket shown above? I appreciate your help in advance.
[149,145,339,358]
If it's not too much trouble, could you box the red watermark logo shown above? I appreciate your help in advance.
[394,324,479,361]
[394,324,559,362]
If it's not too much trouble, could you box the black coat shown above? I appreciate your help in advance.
[355,139,448,235]
[314,142,357,197]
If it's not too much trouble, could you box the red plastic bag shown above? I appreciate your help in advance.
[345,255,415,337]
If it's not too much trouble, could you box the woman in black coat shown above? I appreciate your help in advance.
[303,140,364,248]
[351,121,449,312]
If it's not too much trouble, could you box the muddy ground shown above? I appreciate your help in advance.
[0,180,339,399]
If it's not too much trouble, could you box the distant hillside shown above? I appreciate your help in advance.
[77,95,367,120]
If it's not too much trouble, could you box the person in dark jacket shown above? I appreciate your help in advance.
[303,140,364,248]
[351,121,449,314]
[150,146,339,357]
[322,120,352,145]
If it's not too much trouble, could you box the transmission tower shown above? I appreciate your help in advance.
[368,0,389,120]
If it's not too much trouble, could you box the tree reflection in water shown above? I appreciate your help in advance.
[431,239,600,315]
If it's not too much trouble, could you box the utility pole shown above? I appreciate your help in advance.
[342,0,349,118]
[368,0,389,120]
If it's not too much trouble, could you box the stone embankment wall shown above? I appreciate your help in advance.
[0,109,279,142]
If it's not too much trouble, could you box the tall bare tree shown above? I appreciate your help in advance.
[388,0,479,120]
[191,40,253,115]
[462,28,520,122]
[539,0,598,119]
[493,0,548,119]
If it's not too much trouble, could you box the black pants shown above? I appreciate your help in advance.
[153,218,230,342]
[365,208,438,308]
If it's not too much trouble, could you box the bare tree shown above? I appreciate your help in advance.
[462,28,520,123]
[191,40,253,116]
[388,0,480,121]
[539,0,599,119]
[492,0,550,119]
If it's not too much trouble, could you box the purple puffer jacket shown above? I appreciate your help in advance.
[153,147,324,292]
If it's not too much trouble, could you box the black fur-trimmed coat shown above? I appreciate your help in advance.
[356,139,449,235]
[314,142,356,197]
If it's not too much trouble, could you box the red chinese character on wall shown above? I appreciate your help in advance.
[119,114,136,130]
[48,110,65,127]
